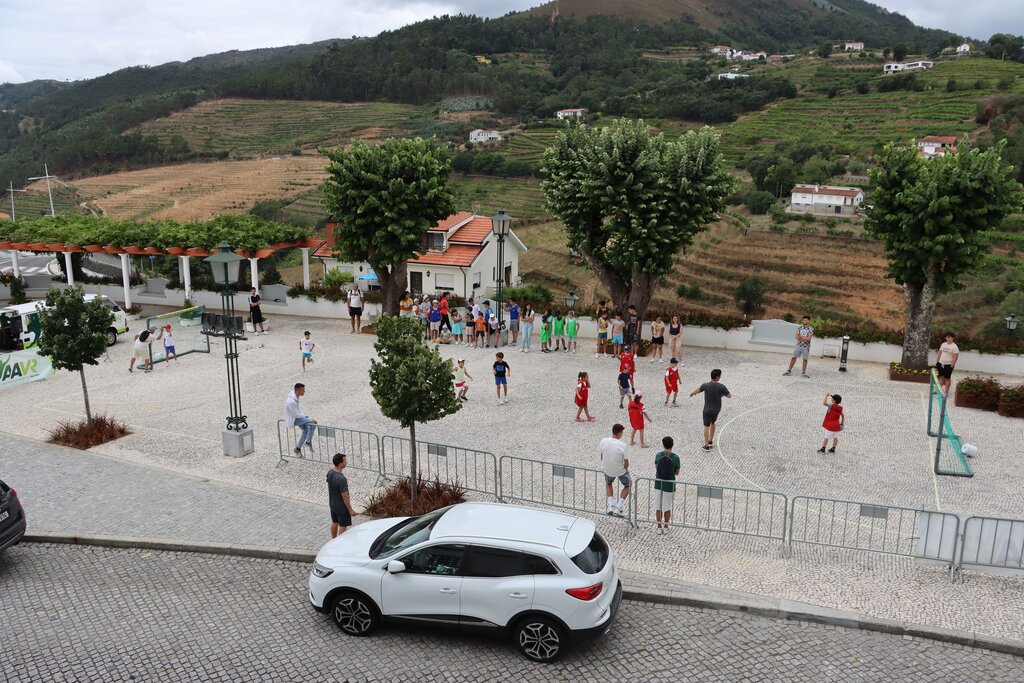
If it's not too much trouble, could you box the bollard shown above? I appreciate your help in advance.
[839,335,850,372]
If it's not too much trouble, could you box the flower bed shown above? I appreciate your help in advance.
[997,385,1024,418]
[888,362,931,383]
[954,377,1003,411]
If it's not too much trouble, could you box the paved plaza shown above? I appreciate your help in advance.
[1,315,1023,642]
[3,544,1022,682]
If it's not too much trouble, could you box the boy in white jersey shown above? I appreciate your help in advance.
[299,330,316,371]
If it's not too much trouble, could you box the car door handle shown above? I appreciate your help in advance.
[439,588,457,594]
[508,592,528,599]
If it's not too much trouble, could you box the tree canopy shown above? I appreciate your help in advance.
[541,119,734,318]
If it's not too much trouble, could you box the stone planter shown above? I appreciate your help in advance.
[888,365,931,383]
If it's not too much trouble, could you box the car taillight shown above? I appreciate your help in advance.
[565,582,603,601]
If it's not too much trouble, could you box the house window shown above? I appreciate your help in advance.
[472,272,481,289]
[435,272,455,290]
[422,233,445,252]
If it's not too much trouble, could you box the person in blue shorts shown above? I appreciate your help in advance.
[299,330,315,371]
[493,351,511,405]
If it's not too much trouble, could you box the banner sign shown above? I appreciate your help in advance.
[0,349,54,390]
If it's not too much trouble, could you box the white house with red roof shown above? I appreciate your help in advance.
[316,212,527,297]
[789,184,865,216]
[709,45,733,56]
[843,41,865,51]
[555,108,587,120]
[917,135,960,158]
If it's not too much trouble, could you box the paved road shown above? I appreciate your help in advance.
[2,544,1021,683]
[0,251,55,278]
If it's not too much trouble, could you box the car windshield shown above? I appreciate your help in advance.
[570,532,609,574]
[369,506,451,559]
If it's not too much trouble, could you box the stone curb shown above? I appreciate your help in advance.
[22,532,1024,659]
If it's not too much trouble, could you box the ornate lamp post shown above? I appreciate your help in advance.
[564,291,579,312]
[1007,314,1019,338]
[491,209,512,346]
[202,243,254,457]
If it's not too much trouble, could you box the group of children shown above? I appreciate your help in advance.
[538,310,581,353]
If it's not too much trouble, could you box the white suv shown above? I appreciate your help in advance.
[309,502,623,662]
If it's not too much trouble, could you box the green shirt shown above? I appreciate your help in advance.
[654,451,680,492]
[553,317,565,335]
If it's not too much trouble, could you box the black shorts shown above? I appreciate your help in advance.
[349,306,362,317]
[250,308,263,324]
[703,410,720,427]
[330,508,352,526]
[652,336,664,345]
[936,363,954,379]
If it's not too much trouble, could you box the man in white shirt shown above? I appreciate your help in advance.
[600,424,630,517]
[347,286,364,334]
[935,332,960,396]
[284,382,317,457]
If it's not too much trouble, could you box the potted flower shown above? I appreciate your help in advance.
[888,362,931,384]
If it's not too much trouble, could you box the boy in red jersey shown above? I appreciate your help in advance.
[818,393,844,453]
[619,344,637,384]
[574,371,595,422]
[664,357,680,406]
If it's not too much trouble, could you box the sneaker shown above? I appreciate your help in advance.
[573,349,577,354]
[817,447,826,454]
[294,448,304,459]
[702,444,712,451]
[304,441,314,452]
[576,417,585,422]
[783,371,792,376]
[802,374,811,379]
[828,447,836,453]
[524,349,529,354]
[656,526,664,535]
[613,506,625,517]
[649,359,654,364]
[587,416,596,421]
[607,505,616,516]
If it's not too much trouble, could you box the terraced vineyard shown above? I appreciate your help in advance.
[6,186,83,219]
[449,176,547,220]
[499,127,562,165]
[137,99,432,157]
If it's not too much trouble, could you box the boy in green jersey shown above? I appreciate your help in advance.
[552,310,566,351]
[566,310,580,354]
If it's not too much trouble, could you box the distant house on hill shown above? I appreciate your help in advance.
[0,212,10,221]
[473,54,492,65]
[789,184,864,216]
[917,135,961,158]
[555,108,587,120]
[717,73,750,80]
[317,212,527,298]
[957,42,971,54]
[469,129,501,144]
[883,60,933,74]
[766,54,785,64]
[844,41,865,51]
[709,45,732,56]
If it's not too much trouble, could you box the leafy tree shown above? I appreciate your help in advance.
[985,34,1023,61]
[893,44,909,61]
[866,143,1023,368]
[542,120,733,320]
[322,138,457,314]
[883,47,892,60]
[745,190,776,215]
[818,43,833,59]
[369,315,461,502]
[36,286,114,423]
[735,276,767,318]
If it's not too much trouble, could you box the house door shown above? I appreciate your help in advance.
[410,271,423,294]
[834,206,841,214]
[503,265,512,286]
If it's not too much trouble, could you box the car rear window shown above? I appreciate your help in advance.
[570,532,608,574]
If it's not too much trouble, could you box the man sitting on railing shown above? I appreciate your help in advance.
[284,382,317,458]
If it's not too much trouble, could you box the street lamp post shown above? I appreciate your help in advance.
[564,291,579,312]
[491,209,512,346]
[1007,314,1019,338]
[202,243,254,458]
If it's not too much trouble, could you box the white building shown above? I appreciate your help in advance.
[317,212,528,298]
[709,45,733,56]
[844,41,865,51]
[917,135,960,158]
[883,60,934,74]
[469,129,501,144]
[957,42,971,54]
[717,73,750,80]
[555,108,587,120]
[789,184,864,216]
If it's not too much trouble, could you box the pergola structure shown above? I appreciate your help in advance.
[0,239,323,308]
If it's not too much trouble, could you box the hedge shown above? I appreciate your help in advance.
[812,317,1024,356]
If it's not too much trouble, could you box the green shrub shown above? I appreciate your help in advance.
[323,269,354,288]
[735,276,767,317]
[769,223,787,234]
[998,385,1024,417]
[686,283,702,299]
[955,377,1003,411]
[675,283,687,298]
[744,190,776,215]
[768,204,788,224]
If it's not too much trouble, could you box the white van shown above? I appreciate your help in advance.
[0,294,129,350]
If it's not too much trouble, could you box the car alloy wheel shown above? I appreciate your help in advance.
[106,330,117,346]
[332,593,378,636]
[516,617,564,663]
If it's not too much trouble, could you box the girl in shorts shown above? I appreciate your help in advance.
[566,310,580,354]
[450,308,463,345]
[574,371,595,422]
[596,312,609,358]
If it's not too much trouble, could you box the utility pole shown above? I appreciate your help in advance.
[7,181,27,221]
[27,163,58,217]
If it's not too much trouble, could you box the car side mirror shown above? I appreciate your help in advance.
[386,560,406,574]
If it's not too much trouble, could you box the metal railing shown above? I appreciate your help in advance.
[498,455,634,528]
[789,496,960,571]
[276,420,382,481]
[955,515,1024,582]
[632,478,788,542]
[381,435,499,499]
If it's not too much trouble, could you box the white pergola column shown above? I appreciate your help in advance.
[119,253,133,310]
[249,257,259,291]
[63,252,75,287]
[180,255,192,300]
[10,250,19,277]
[300,248,311,289]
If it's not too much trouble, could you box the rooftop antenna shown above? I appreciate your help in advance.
[7,181,27,222]
[27,163,58,217]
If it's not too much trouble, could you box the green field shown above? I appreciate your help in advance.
[499,127,562,165]
[138,99,433,157]
[5,187,82,219]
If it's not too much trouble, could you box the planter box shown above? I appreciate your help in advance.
[888,367,931,383]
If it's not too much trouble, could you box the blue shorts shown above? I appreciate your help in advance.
[495,376,507,386]
[302,352,312,359]
[164,346,175,354]
[612,335,623,344]
[598,332,608,340]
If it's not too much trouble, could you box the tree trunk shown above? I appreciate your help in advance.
[901,279,937,369]
[408,421,418,503]
[80,367,92,423]
[626,271,657,323]
[580,252,658,322]
[376,262,406,317]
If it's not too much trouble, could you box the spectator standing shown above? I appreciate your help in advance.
[284,382,317,457]
[540,312,552,352]
[493,352,511,405]
[488,313,500,348]
[552,310,566,351]
[399,291,415,318]
[690,369,732,451]
[649,316,665,363]
[428,300,442,341]
[418,296,431,338]
[818,393,845,454]
[574,371,595,422]
[439,293,451,331]
[935,332,959,396]
[450,308,464,345]
[784,316,814,377]
[596,312,610,358]
[453,358,473,401]
[470,297,480,322]
[664,357,680,406]
[520,304,535,353]
[595,300,610,323]
[625,305,641,348]
[249,287,266,336]
[668,315,683,362]
[600,424,630,517]
[473,312,487,348]
[653,436,681,535]
[628,391,652,447]
[610,313,625,356]
[566,310,580,353]
[508,298,521,347]
[347,286,364,334]
[327,452,356,538]
[162,324,177,363]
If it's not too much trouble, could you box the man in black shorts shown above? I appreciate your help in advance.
[690,368,732,451]
[249,287,266,336]
[347,286,364,334]
[327,453,356,537]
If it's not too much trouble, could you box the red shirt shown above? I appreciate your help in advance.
[575,380,589,406]
[440,299,449,315]
[664,366,680,391]
[628,400,645,429]
[619,351,636,376]
[823,404,843,431]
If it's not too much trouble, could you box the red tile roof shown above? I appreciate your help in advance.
[918,136,959,145]
[409,244,482,267]
[449,215,494,244]
[792,185,863,198]
[431,211,474,232]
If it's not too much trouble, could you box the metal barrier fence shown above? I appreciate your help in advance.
[789,496,961,572]
[632,478,788,542]
[276,420,382,481]
[955,515,1024,582]
[498,455,634,529]
[380,435,499,500]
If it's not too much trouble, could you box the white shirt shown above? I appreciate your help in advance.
[283,391,308,428]
[600,437,628,477]
[938,342,959,365]
[300,338,314,353]
[471,303,480,319]
[347,290,363,307]
[163,332,174,348]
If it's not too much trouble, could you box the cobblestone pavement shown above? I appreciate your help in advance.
[3,545,1022,683]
